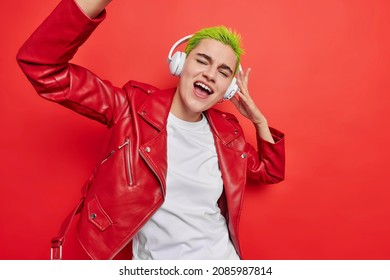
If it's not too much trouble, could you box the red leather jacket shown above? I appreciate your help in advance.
[17,0,285,259]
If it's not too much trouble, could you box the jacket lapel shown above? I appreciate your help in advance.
[136,87,175,196]
[205,109,242,145]
[205,109,248,256]
[137,88,175,131]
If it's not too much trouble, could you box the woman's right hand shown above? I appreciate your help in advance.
[75,0,113,19]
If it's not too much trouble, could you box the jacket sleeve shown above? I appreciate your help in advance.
[246,127,285,184]
[16,0,127,127]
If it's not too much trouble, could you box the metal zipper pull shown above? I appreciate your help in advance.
[101,150,115,164]
[118,139,130,150]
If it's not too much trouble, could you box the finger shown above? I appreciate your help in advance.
[236,81,248,97]
[239,67,251,84]
[245,67,251,80]
[236,88,255,107]
[237,68,250,92]
[235,89,248,103]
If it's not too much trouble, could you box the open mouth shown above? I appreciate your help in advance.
[194,82,214,96]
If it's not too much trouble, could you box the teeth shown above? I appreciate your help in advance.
[195,82,212,93]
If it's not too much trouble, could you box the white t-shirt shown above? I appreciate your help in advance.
[132,113,239,260]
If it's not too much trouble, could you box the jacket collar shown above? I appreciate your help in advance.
[137,87,175,131]
[138,87,241,144]
[205,110,242,145]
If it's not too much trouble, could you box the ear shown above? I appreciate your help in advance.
[169,51,186,76]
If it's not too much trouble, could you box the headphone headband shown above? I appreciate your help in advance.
[167,34,193,62]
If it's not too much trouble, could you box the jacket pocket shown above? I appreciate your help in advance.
[87,196,113,231]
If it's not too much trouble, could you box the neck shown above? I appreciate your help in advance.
[170,89,203,122]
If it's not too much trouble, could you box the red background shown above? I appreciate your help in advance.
[1,0,390,259]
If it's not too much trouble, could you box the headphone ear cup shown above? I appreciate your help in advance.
[224,77,238,100]
[169,51,186,76]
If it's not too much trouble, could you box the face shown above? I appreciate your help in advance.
[170,39,237,122]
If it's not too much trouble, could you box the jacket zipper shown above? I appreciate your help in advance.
[118,138,133,186]
[101,150,115,164]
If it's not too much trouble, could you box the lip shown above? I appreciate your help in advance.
[193,86,210,99]
[193,80,214,100]
[194,80,214,94]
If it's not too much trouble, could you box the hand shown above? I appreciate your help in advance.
[230,68,275,143]
[230,68,267,126]
[76,0,113,19]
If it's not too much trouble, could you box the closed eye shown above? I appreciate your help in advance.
[196,59,208,65]
[219,70,229,77]
[195,53,233,77]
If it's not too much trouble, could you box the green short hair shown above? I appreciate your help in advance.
[185,26,244,73]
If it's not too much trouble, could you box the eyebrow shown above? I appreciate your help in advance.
[196,53,234,75]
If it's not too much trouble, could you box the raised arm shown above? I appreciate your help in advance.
[17,0,127,127]
[230,68,285,183]
[231,68,277,144]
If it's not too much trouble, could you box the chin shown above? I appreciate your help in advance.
[185,100,208,114]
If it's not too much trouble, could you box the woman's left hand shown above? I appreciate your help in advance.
[230,68,266,126]
[230,68,275,143]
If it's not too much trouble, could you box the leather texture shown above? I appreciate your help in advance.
[17,0,285,259]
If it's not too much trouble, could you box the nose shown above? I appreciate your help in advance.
[202,66,217,82]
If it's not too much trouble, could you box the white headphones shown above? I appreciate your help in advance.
[167,35,240,100]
